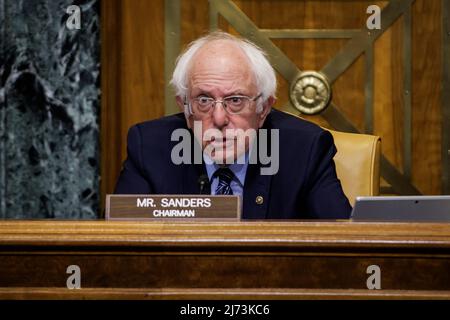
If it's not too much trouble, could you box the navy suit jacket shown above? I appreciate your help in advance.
[114,109,352,219]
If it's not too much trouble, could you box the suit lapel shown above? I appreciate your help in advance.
[242,114,275,219]
[181,161,208,194]
[242,163,272,219]
[181,131,208,194]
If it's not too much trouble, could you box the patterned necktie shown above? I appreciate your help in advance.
[213,167,234,195]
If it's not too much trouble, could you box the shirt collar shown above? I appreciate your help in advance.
[204,152,249,187]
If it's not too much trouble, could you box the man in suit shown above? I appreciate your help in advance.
[114,31,352,219]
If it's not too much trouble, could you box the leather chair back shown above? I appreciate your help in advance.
[328,129,381,205]
[283,110,381,206]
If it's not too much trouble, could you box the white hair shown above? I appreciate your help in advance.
[170,31,277,113]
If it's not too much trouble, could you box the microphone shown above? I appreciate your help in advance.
[198,174,210,195]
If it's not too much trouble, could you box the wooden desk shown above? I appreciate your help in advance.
[0,220,450,299]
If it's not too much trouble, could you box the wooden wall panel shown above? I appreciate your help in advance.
[117,0,165,155]
[374,16,405,172]
[411,0,442,194]
[235,0,371,132]
[101,0,165,206]
[331,52,366,133]
[237,0,379,29]
[101,0,122,210]
[181,0,210,47]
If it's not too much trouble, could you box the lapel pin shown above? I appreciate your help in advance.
[255,196,264,205]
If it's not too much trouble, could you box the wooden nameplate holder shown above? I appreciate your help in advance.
[105,194,240,220]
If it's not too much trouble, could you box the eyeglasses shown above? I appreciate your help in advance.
[187,93,262,115]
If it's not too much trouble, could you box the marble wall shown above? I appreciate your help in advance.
[0,0,100,218]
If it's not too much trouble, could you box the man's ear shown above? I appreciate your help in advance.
[176,96,192,129]
[258,96,276,128]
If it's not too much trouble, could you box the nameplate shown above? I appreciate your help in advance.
[105,195,240,220]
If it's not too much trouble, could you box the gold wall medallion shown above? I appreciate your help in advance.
[289,71,332,115]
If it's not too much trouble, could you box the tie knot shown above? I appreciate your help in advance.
[213,167,234,195]
[213,167,235,184]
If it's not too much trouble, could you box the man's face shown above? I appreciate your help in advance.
[177,40,273,164]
